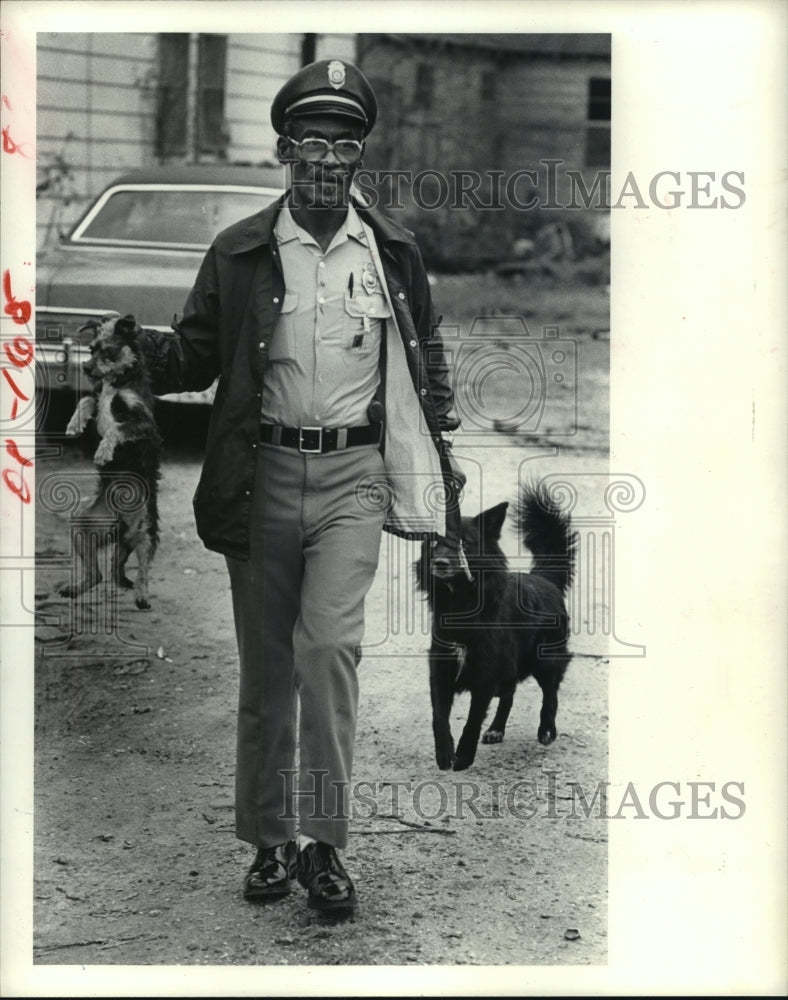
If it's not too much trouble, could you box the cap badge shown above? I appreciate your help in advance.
[327,60,346,90]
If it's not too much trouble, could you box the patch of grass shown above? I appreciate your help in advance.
[432,274,609,338]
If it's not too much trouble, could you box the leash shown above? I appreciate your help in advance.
[457,540,473,582]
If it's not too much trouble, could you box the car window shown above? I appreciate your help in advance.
[74,187,279,247]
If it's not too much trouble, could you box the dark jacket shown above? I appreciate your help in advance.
[140,195,462,560]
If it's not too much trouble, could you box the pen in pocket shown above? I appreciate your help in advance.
[348,272,354,298]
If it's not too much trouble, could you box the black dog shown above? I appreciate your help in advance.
[416,483,576,771]
[59,313,161,610]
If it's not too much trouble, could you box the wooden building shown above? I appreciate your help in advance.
[358,34,611,174]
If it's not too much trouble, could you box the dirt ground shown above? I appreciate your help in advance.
[31,313,610,969]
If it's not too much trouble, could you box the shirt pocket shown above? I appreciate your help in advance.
[268,290,299,361]
[342,292,390,357]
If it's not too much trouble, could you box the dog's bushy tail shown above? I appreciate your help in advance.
[516,482,577,596]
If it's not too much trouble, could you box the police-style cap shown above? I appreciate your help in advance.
[271,59,378,136]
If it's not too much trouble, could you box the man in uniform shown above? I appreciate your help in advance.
[141,59,463,916]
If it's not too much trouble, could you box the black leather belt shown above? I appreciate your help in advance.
[259,423,383,454]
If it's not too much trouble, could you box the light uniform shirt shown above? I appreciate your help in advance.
[260,201,389,429]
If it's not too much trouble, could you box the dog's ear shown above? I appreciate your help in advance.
[114,314,139,342]
[478,501,509,543]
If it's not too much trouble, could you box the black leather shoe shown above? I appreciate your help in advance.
[297,841,357,914]
[242,840,297,902]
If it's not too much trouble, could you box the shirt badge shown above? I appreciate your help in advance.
[327,61,346,90]
[361,261,378,294]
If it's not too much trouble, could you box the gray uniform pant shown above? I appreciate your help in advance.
[226,442,387,849]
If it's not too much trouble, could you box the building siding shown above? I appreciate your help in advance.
[224,34,302,164]
[37,33,160,248]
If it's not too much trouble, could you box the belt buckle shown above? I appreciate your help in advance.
[299,426,323,453]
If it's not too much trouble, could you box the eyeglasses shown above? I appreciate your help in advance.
[287,136,364,164]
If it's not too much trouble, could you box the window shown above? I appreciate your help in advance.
[197,34,228,156]
[586,76,611,167]
[156,35,189,158]
[414,63,434,110]
[587,77,611,121]
[156,33,229,161]
[301,34,316,66]
[74,187,280,249]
